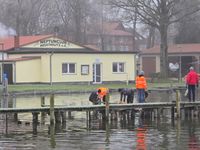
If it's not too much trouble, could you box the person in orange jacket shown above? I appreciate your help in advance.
[136,70,147,103]
[97,87,109,103]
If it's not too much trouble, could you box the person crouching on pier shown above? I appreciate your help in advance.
[118,88,134,104]
[136,71,147,103]
[97,87,109,104]
[89,87,109,105]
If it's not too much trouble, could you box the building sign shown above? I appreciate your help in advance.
[39,39,71,48]
[81,65,89,75]
[22,37,83,49]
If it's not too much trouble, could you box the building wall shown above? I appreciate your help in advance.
[10,53,136,83]
[49,53,135,83]
[16,59,41,83]
[141,56,156,77]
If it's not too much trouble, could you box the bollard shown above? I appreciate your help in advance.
[50,94,55,124]
[176,90,181,118]
[105,93,110,121]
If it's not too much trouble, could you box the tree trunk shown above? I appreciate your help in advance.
[74,0,82,43]
[159,24,168,79]
[146,26,155,49]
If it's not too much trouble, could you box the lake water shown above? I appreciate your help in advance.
[0,90,199,150]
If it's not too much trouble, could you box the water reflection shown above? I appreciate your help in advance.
[0,91,199,149]
[188,121,200,149]
[135,115,146,150]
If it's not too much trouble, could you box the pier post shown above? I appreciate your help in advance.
[171,101,175,120]
[55,111,61,124]
[50,94,55,124]
[68,111,72,119]
[41,96,45,124]
[32,112,39,135]
[105,93,110,121]
[14,113,18,122]
[61,111,66,123]
[176,90,181,118]
[50,121,56,148]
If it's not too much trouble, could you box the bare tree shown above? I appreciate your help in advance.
[54,0,91,43]
[109,0,200,78]
[0,0,46,35]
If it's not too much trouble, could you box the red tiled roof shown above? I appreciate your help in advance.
[141,44,200,54]
[84,44,100,51]
[0,35,52,51]
[87,21,132,36]
[0,56,41,62]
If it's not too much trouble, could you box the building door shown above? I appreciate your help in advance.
[3,64,13,84]
[93,63,102,83]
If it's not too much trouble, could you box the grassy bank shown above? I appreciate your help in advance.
[7,81,185,93]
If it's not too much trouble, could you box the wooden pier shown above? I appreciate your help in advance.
[0,93,200,134]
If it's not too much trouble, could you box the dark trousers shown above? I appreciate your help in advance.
[188,85,196,102]
[137,89,145,103]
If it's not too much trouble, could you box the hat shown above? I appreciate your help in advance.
[139,70,144,75]
[190,66,194,70]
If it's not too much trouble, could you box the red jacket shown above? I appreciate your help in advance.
[186,70,199,85]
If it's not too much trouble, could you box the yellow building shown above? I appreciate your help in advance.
[0,35,137,84]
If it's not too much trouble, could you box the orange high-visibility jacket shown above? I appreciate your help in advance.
[136,76,147,89]
[97,87,108,99]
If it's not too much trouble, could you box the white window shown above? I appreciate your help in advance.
[62,63,76,74]
[112,62,125,73]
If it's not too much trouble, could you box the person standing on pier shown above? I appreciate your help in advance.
[186,66,199,102]
[136,71,147,103]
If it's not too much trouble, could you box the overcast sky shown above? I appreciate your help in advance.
[0,23,15,37]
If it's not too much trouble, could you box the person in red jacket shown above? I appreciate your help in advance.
[186,66,199,102]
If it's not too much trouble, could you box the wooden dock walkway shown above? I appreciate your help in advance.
[0,101,200,113]
[0,92,200,135]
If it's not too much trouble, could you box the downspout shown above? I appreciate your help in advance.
[50,52,54,86]
[13,62,16,84]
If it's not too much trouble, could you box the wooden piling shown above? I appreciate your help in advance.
[176,90,181,118]
[14,113,18,122]
[50,121,56,148]
[171,101,175,119]
[41,96,46,124]
[105,93,110,121]
[50,94,55,124]
[32,112,39,134]
[68,111,72,119]
[60,111,66,123]
[55,111,61,124]
[5,113,8,134]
